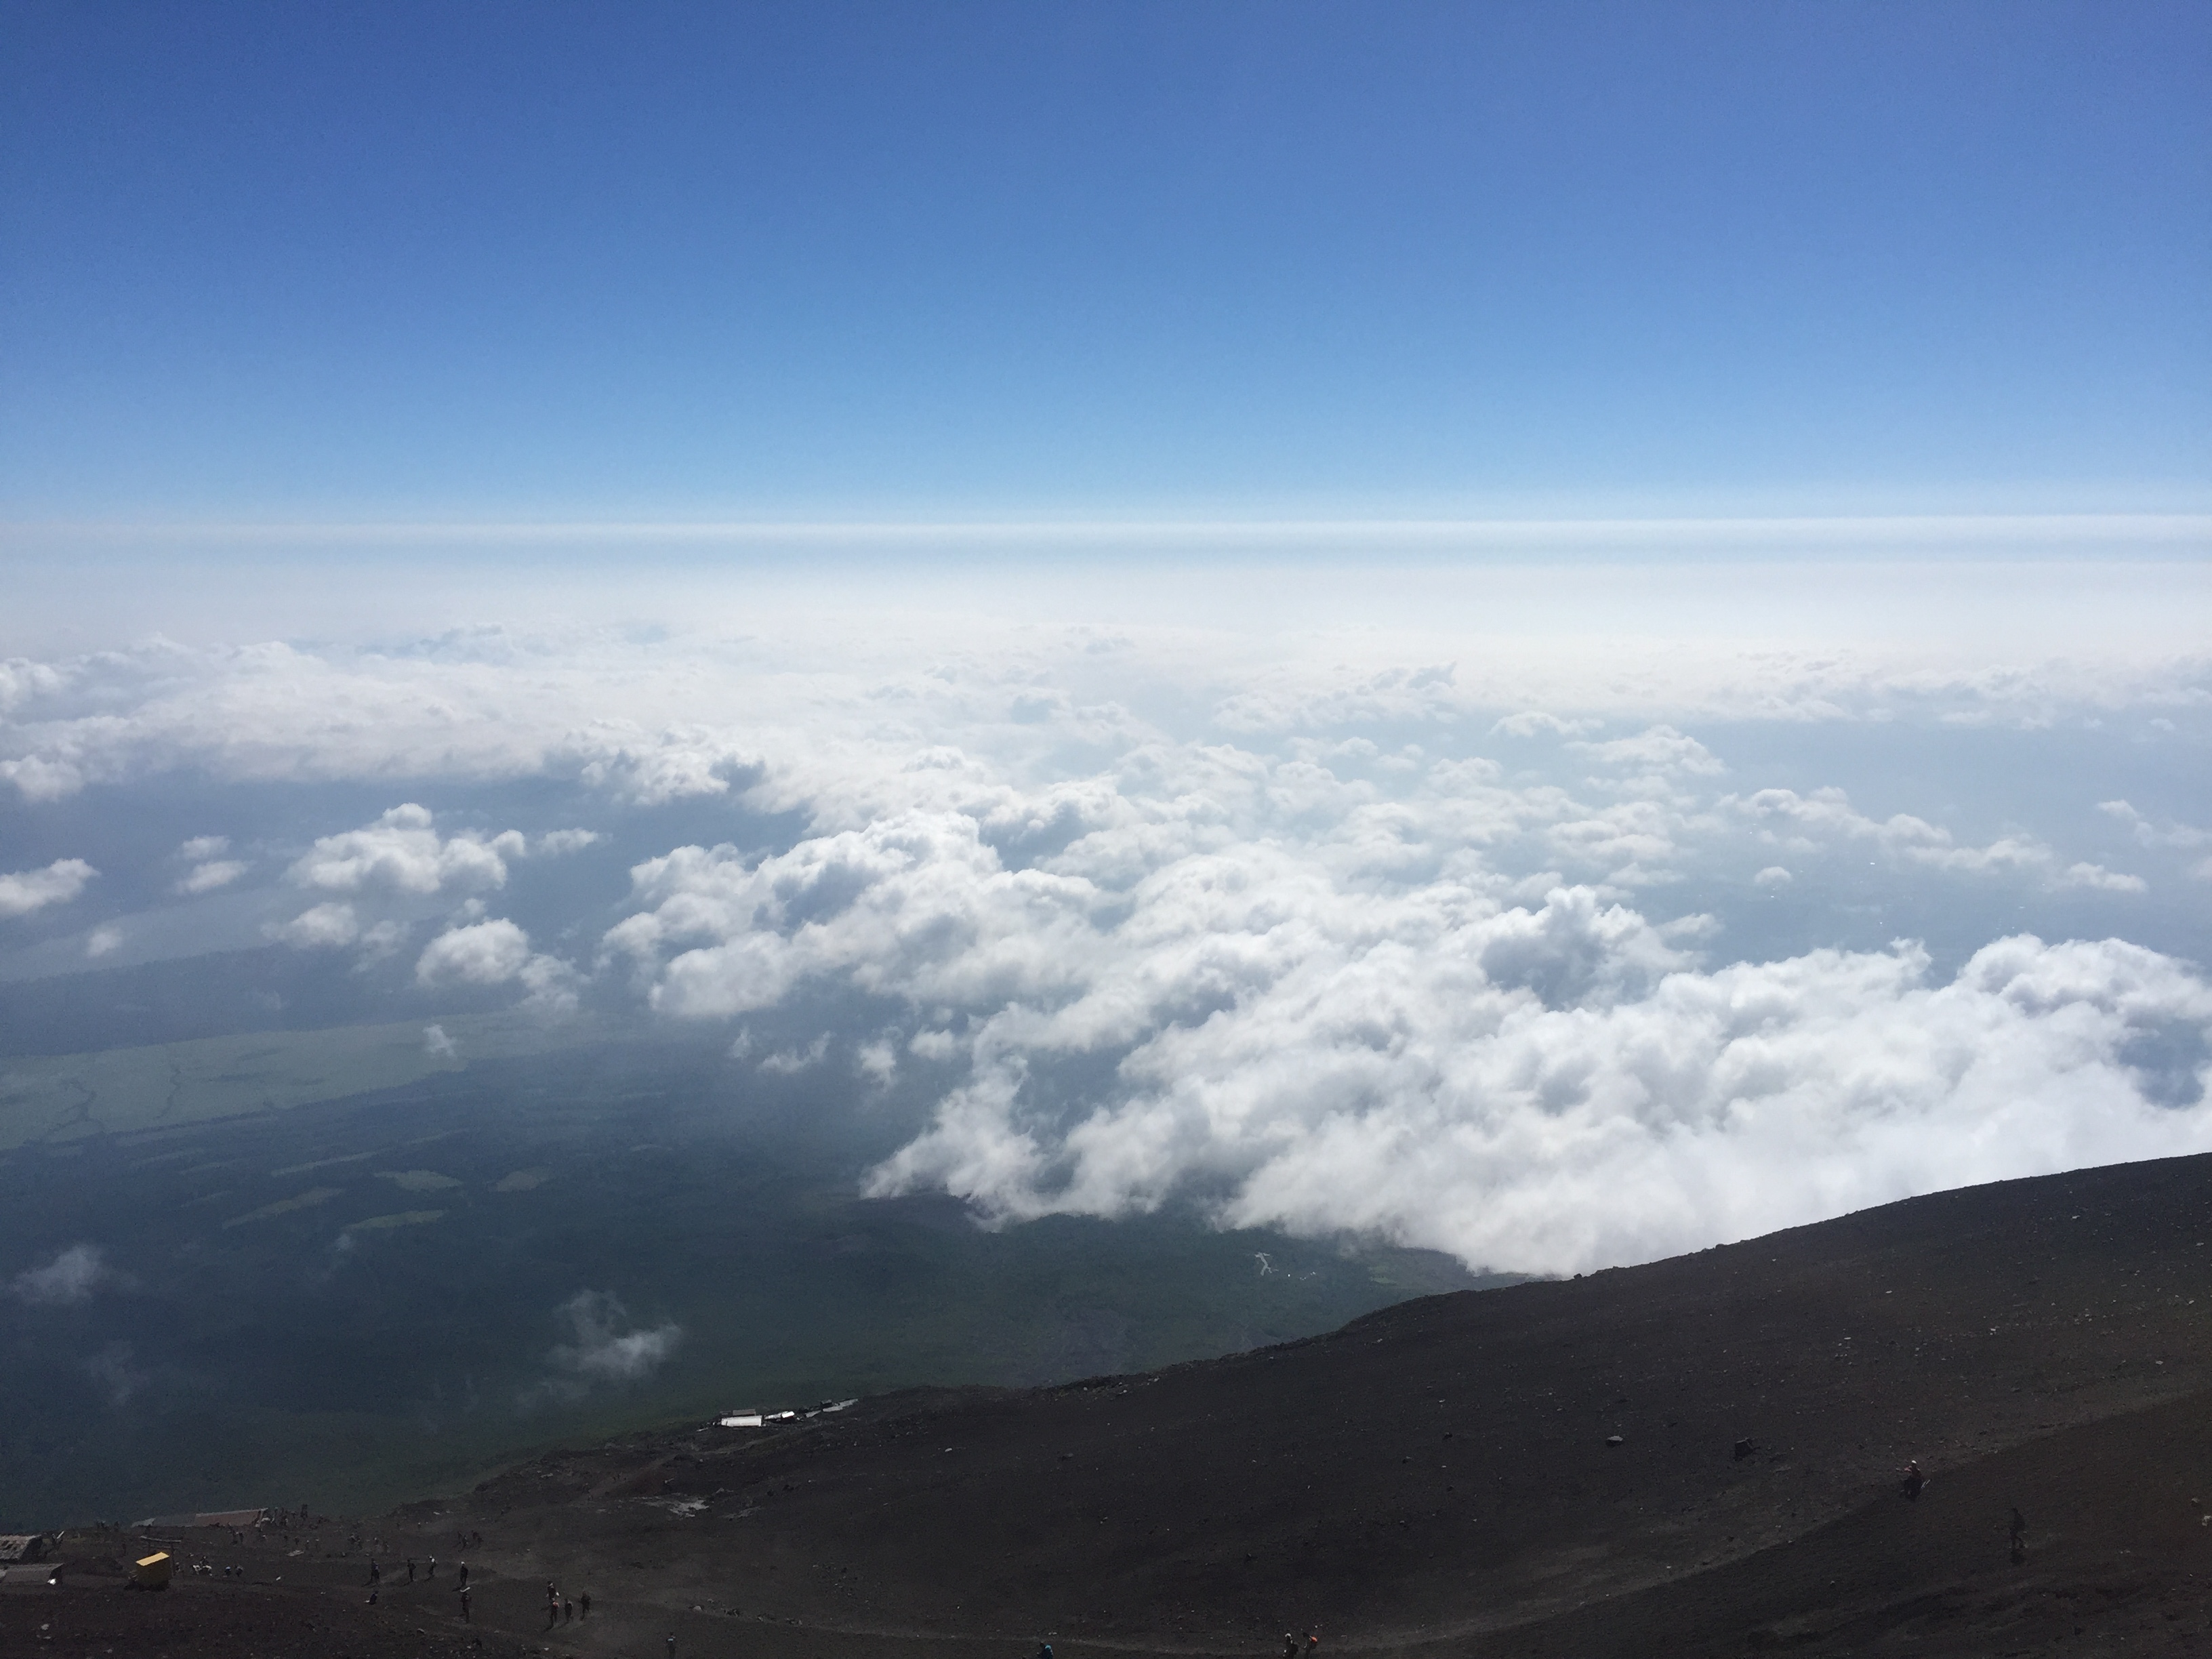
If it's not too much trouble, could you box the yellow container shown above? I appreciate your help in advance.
[132,1553,172,1589]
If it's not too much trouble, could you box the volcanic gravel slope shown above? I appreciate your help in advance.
[16,1152,2212,1658]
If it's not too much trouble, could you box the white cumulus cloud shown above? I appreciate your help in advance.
[416,918,535,986]
[0,857,97,919]
[416,918,580,1012]
[273,901,362,949]
[289,803,518,897]
[176,858,248,895]
[865,928,2212,1275]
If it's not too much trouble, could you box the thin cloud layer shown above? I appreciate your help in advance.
[9,1244,121,1306]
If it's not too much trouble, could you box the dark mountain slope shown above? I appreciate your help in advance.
[451,1151,2212,1655]
[12,1151,2211,1658]
[1469,1381,2212,1658]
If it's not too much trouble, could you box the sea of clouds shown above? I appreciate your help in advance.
[3,556,2209,1274]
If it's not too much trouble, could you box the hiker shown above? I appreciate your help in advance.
[1902,1460,1925,1501]
[2010,1507,2028,1562]
[457,1562,468,1588]
[564,1597,574,1622]
[428,1555,438,1578]
[667,1637,677,1658]
[1284,1635,1300,1659]
[367,1586,378,1605]
[369,1561,381,1586]
[1038,1645,1053,1659]
[579,1592,592,1619]
[406,1558,416,1584]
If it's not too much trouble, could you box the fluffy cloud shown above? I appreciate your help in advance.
[876,928,2212,1274]
[289,804,518,897]
[9,1244,121,1305]
[0,857,96,919]
[176,858,248,895]
[600,745,2207,1274]
[273,901,367,949]
[538,1290,682,1401]
[266,804,555,965]
[416,918,534,985]
[416,918,580,1012]
[5,602,2207,1273]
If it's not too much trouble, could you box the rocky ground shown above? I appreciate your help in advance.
[9,1151,2212,1657]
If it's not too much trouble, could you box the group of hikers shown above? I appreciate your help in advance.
[544,1578,592,1626]
[363,1548,582,1622]
[340,1458,2020,1650]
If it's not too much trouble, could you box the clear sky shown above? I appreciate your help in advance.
[3,0,2207,522]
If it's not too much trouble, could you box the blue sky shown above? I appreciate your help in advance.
[4,0,2206,521]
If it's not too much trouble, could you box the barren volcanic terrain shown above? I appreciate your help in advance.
[12,1152,2212,1658]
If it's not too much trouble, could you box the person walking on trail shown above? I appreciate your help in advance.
[2009,1506,2028,1562]
[406,1558,416,1584]
[579,1591,591,1619]
[563,1597,574,1622]
[1902,1460,1925,1501]
[457,1561,468,1588]
[1037,1644,1052,1659]
[666,1635,677,1658]
[1284,1633,1300,1658]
